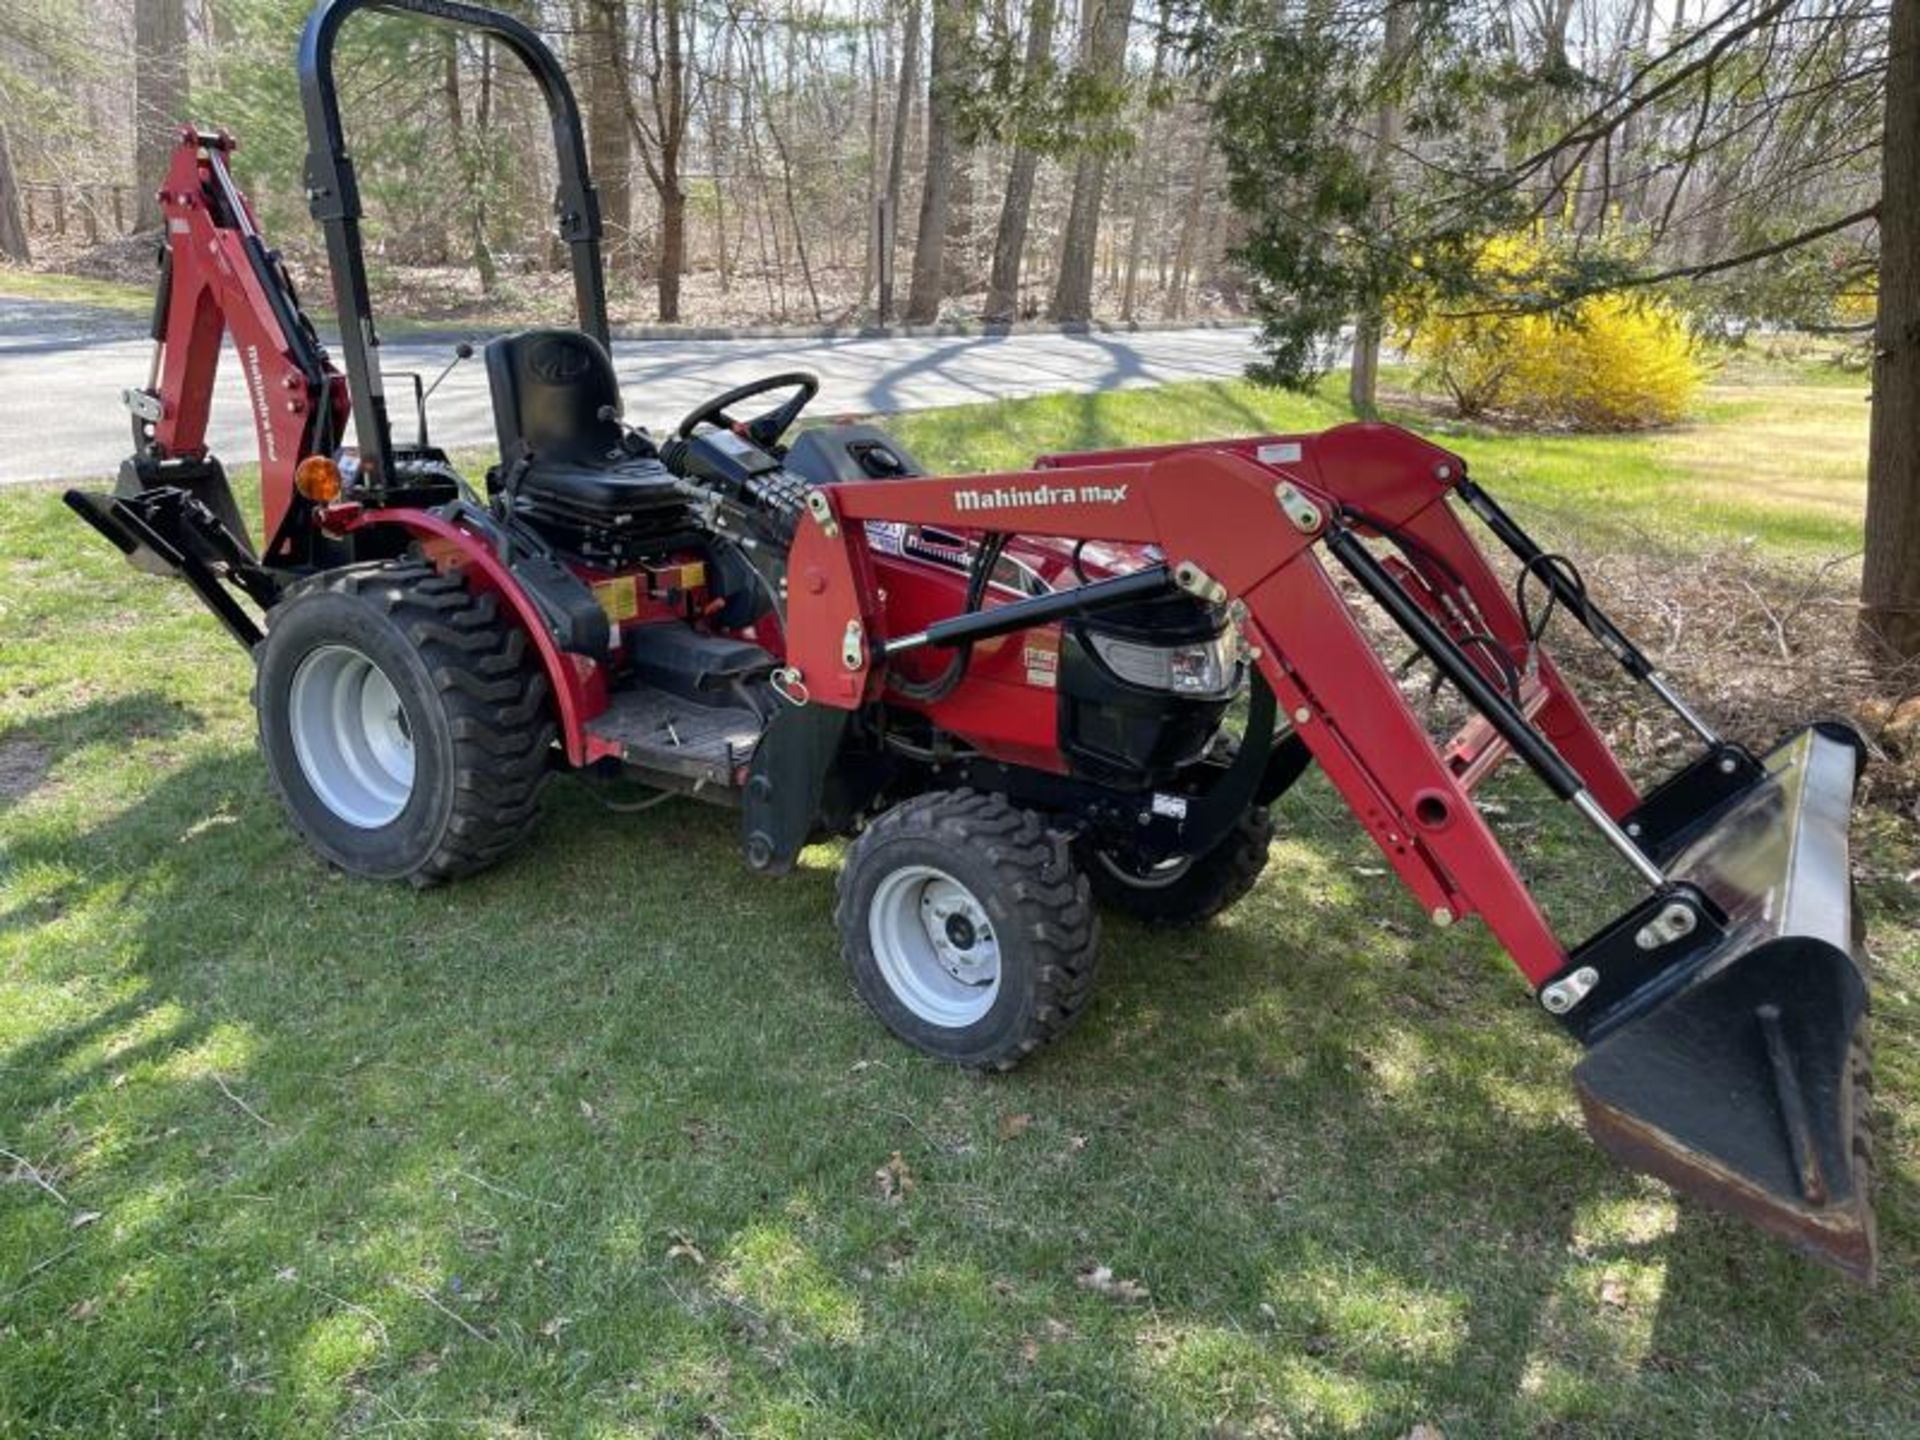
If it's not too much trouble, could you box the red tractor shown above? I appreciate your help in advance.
[69,0,1878,1280]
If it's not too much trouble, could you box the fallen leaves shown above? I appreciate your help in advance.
[666,1232,707,1266]
[1075,1265,1149,1303]
[68,1210,101,1230]
[874,1151,916,1202]
[997,1112,1032,1141]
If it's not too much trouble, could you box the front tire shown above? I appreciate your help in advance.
[837,790,1099,1070]
[1084,806,1276,927]
[253,559,554,885]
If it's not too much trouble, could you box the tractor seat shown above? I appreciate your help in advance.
[484,328,679,516]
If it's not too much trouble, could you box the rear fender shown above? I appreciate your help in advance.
[323,506,603,764]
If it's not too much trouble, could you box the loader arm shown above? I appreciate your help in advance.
[781,424,1878,1281]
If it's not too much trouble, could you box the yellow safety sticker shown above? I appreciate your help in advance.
[593,575,640,623]
[650,559,707,593]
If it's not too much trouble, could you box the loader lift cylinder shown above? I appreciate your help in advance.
[1323,523,1669,890]
[1453,475,1721,747]
[878,564,1176,657]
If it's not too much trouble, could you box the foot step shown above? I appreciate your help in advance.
[585,686,765,788]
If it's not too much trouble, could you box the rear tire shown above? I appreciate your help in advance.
[1084,806,1275,927]
[837,789,1099,1070]
[253,558,554,885]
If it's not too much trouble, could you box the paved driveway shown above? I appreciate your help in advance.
[0,298,1256,484]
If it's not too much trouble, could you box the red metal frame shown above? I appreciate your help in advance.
[146,131,349,539]
[139,125,1644,989]
[781,425,1645,987]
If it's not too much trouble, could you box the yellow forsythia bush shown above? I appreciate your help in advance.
[1400,230,1702,431]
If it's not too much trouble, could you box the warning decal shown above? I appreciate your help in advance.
[1023,631,1060,689]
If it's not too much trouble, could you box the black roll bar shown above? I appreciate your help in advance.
[297,0,609,484]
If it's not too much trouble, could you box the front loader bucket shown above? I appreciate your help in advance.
[1569,724,1875,1281]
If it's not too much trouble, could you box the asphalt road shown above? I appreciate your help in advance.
[0,297,1257,485]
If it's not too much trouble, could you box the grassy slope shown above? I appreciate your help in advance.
[0,267,154,315]
[2,369,1915,1438]
[0,266,470,339]
[889,359,1869,557]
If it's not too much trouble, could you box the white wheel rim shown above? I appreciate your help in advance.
[868,864,1001,1028]
[1097,850,1195,890]
[288,644,416,829]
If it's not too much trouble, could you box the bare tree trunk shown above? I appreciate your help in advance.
[881,0,922,322]
[0,116,28,264]
[1165,140,1206,320]
[442,35,498,293]
[860,17,883,313]
[756,39,823,322]
[1347,0,1411,419]
[709,26,733,293]
[1616,0,1657,222]
[905,0,964,323]
[583,0,634,266]
[1048,0,1129,324]
[620,0,693,321]
[657,0,688,321]
[982,0,1054,323]
[944,141,974,295]
[1120,9,1170,322]
[1862,0,1920,667]
[660,185,688,313]
[133,0,191,233]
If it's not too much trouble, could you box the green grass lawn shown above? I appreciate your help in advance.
[0,266,155,316]
[3,371,1916,1437]
[0,265,480,340]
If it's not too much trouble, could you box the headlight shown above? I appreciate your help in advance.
[1087,630,1240,698]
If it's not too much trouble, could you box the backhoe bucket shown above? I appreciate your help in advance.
[1570,724,1875,1281]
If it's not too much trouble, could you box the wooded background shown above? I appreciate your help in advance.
[0,0,1886,338]
[0,0,1911,660]
[0,0,1240,329]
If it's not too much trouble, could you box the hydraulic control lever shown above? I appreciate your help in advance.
[597,404,659,460]
[395,341,473,448]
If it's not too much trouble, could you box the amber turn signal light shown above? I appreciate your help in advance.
[294,454,343,503]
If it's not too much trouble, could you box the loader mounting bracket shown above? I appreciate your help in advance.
[742,702,852,874]
[1541,883,1728,1044]
[1621,742,1768,864]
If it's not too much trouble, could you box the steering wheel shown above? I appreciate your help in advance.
[675,371,820,450]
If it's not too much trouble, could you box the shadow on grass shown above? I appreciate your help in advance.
[5,737,1916,1436]
[0,692,198,809]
